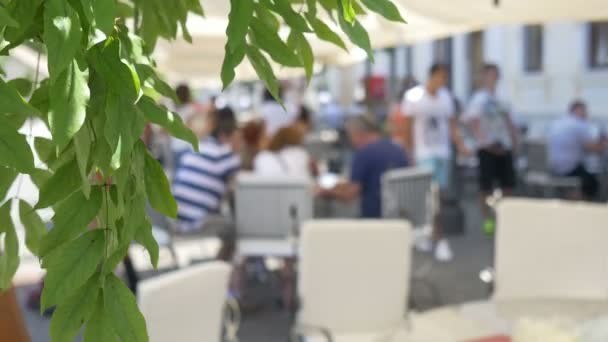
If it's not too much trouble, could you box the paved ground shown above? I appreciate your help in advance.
[16,183,492,342]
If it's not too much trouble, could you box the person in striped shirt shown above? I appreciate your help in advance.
[172,107,241,233]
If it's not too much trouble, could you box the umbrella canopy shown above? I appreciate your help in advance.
[155,0,608,85]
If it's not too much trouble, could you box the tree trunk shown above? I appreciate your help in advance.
[0,287,29,342]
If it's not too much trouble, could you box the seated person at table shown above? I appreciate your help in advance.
[172,107,241,259]
[319,115,409,218]
[254,126,312,178]
[547,100,606,200]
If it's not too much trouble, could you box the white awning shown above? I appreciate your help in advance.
[154,0,608,85]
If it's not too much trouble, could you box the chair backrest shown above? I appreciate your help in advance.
[524,139,549,174]
[235,173,313,239]
[138,261,231,342]
[297,220,411,334]
[494,198,608,301]
[382,167,434,228]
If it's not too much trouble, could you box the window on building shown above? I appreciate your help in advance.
[589,22,608,68]
[523,25,543,72]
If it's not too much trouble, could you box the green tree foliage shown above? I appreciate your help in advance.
[0,0,403,340]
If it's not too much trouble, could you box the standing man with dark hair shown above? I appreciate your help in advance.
[463,63,518,235]
[547,100,606,200]
[400,63,468,262]
[319,115,409,218]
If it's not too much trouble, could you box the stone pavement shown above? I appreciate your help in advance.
[16,194,492,342]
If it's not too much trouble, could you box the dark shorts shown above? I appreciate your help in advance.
[478,149,516,192]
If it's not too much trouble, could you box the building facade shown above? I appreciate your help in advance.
[327,20,608,120]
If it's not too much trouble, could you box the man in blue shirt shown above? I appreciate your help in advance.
[547,101,606,200]
[320,115,408,217]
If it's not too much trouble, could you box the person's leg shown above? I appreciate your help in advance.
[498,151,516,197]
[568,165,599,200]
[477,149,497,234]
[433,158,453,262]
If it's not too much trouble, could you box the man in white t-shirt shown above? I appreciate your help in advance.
[400,63,468,262]
[462,63,518,235]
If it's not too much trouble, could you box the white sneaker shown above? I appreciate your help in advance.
[414,235,433,253]
[434,239,453,262]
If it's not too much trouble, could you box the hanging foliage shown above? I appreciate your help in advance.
[0,0,404,340]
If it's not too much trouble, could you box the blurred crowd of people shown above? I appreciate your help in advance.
[144,61,607,269]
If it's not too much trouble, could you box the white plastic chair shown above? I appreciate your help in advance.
[292,220,413,342]
[138,261,239,342]
[382,167,437,235]
[418,198,608,336]
[235,173,313,257]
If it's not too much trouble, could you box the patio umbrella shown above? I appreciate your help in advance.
[155,0,608,85]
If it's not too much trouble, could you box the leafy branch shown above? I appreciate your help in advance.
[0,0,404,341]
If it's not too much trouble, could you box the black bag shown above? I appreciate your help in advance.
[439,195,465,236]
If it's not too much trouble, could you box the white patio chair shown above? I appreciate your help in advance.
[138,261,239,342]
[418,198,608,336]
[292,220,413,342]
[234,173,313,258]
[382,167,437,239]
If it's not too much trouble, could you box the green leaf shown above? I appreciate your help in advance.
[246,45,281,103]
[41,229,105,310]
[39,186,102,257]
[340,0,357,23]
[135,64,177,103]
[93,0,116,35]
[249,17,302,68]
[84,293,117,342]
[87,38,140,103]
[0,5,19,27]
[0,76,39,116]
[0,115,35,172]
[272,0,311,32]
[0,167,17,200]
[220,44,245,90]
[105,273,148,342]
[135,219,158,268]
[29,168,53,189]
[144,150,177,218]
[30,79,50,117]
[360,0,405,22]
[120,193,146,246]
[338,13,373,61]
[221,0,253,89]
[288,31,314,83]
[18,200,47,256]
[308,16,347,51]
[306,0,317,17]
[185,0,205,16]
[0,201,19,290]
[226,0,254,53]
[3,0,44,51]
[50,272,100,342]
[48,59,90,148]
[36,157,81,209]
[7,77,33,97]
[254,4,279,31]
[104,92,145,169]
[73,124,91,197]
[43,0,83,81]
[137,95,198,151]
[116,1,134,18]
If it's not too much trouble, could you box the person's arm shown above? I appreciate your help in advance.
[505,114,519,154]
[323,182,361,201]
[463,94,483,144]
[450,117,470,157]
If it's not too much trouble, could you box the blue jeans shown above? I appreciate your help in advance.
[418,158,450,189]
